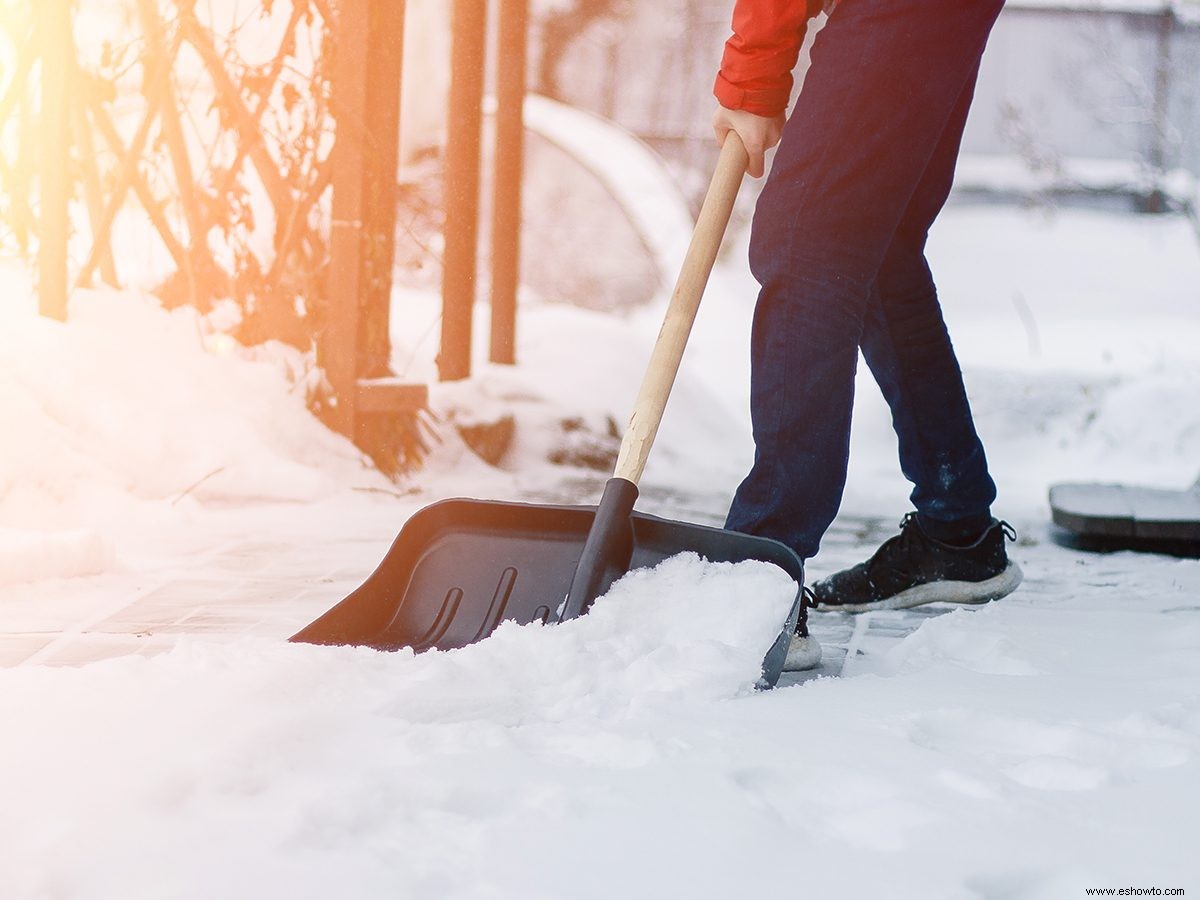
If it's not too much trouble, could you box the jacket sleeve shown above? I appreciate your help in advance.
[714,0,825,116]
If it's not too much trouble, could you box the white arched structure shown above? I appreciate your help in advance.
[522,94,696,294]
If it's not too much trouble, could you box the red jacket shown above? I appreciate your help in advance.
[714,0,826,116]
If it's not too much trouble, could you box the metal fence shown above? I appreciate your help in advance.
[548,0,1200,206]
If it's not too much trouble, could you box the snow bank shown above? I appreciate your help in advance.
[840,205,1200,518]
[0,528,114,586]
[0,554,797,899]
[523,95,695,288]
[0,288,380,532]
[1,201,1199,898]
[388,286,753,494]
[2,550,1197,898]
[391,202,1200,525]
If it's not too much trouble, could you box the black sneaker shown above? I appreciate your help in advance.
[811,513,1022,613]
[783,586,822,671]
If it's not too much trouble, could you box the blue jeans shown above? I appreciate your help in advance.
[725,0,1004,560]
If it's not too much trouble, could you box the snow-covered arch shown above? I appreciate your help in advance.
[521,94,696,294]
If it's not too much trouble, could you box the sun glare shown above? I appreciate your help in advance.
[0,2,18,105]
[0,5,22,261]
[0,1,29,86]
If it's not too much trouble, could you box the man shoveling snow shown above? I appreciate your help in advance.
[712,0,1023,616]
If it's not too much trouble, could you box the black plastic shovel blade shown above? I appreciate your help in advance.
[290,493,806,687]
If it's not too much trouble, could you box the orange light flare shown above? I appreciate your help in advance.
[1,0,156,293]
[0,1,20,70]
[0,0,27,169]
[0,0,36,258]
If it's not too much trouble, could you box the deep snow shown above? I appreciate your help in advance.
[1,201,1199,898]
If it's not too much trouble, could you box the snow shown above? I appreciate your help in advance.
[522,95,697,289]
[842,203,1200,517]
[0,554,799,899]
[2,195,1200,896]
[0,528,113,587]
[0,287,381,534]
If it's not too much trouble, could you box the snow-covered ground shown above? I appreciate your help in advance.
[1,202,1198,898]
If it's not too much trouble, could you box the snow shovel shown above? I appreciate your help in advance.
[291,134,811,687]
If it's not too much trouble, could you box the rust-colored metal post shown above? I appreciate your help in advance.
[360,0,406,380]
[440,0,488,381]
[324,0,371,436]
[489,0,528,365]
[37,0,71,321]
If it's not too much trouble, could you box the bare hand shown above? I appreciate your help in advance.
[712,106,785,178]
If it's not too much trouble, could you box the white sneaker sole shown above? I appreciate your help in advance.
[823,561,1024,614]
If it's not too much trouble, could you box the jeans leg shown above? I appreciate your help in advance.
[860,66,998,540]
[725,0,1005,560]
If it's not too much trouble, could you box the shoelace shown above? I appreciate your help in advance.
[866,514,924,582]
[890,515,1016,574]
[894,513,1018,547]
[867,513,1014,586]
[801,584,818,614]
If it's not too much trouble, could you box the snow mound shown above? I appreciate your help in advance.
[0,527,114,586]
[0,553,796,898]
[882,606,1041,677]
[389,286,754,491]
[0,290,380,530]
[523,94,695,287]
[391,552,799,721]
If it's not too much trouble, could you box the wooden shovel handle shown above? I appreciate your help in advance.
[612,132,749,485]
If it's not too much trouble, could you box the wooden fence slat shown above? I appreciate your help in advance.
[73,99,119,286]
[266,156,333,285]
[359,0,406,380]
[180,14,295,224]
[0,41,36,130]
[37,0,71,321]
[137,0,213,306]
[440,0,488,381]
[324,0,371,436]
[355,380,429,414]
[490,0,529,366]
[85,95,190,279]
